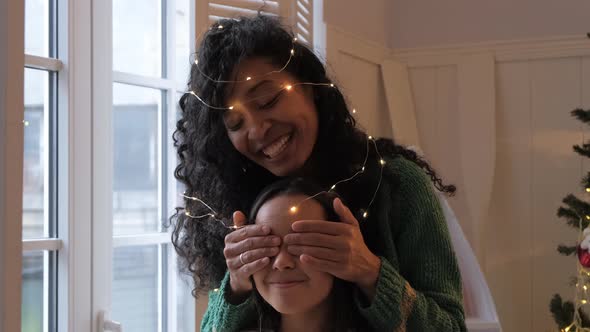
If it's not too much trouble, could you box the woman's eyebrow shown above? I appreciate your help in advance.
[246,80,273,97]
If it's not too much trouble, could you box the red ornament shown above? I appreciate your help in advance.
[578,245,590,268]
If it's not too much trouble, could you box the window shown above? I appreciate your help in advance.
[5,1,324,331]
[92,0,196,331]
[22,1,60,331]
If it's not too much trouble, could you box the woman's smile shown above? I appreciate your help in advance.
[262,133,292,159]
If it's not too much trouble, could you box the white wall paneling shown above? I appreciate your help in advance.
[395,36,590,332]
[325,25,392,139]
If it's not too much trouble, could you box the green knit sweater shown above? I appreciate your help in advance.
[200,156,467,332]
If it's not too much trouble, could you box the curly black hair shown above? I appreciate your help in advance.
[170,14,455,296]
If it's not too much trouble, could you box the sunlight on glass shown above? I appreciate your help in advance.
[23,68,48,239]
[177,271,196,332]
[25,0,49,57]
[112,246,159,332]
[21,251,45,332]
[175,0,191,86]
[113,0,163,77]
[113,83,162,235]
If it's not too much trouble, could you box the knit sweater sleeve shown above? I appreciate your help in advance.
[200,271,257,332]
[354,157,466,331]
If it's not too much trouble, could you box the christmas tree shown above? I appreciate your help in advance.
[551,109,590,331]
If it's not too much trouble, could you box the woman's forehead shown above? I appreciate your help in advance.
[225,57,293,100]
[255,195,325,234]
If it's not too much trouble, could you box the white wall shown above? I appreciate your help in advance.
[390,0,590,49]
[324,0,393,46]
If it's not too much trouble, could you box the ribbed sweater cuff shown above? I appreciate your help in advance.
[204,272,254,332]
[354,257,405,331]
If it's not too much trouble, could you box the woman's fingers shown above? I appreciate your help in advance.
[299,254,340,274]
[287,245,342,262]
[238,257,271,276]
[284,232,345,249]
[290,220,350,235]
[225,223,271,244]
[333,197,359,226]
[227,246,279,269]
[223,235,281,258]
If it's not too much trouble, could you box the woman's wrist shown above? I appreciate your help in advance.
[226,277,252,305]
[356,255,381,302]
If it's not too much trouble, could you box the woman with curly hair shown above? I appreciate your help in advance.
[171,14,466,332]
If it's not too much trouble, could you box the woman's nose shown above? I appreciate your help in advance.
[247,114,271,141]
[272,245,296,271]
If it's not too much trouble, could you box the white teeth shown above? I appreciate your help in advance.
[263,134,290,158]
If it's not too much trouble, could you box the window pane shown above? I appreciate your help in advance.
[176,271,195,332]
[21,252,45,332]
[113,0,163,77]
[112,245,160,332]
[113,83,162,235]
[25,0,49,57]
[23,68,49,239]
[175,0,191,86]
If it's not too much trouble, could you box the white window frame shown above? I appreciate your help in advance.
[92,1,195,332]
[0,1,324,331]
[1,0,93,331]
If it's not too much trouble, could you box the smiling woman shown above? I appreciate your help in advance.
[171,14,465,332]
[222,59,318,177]
[240,177,369,331]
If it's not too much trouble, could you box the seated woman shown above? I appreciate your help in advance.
[242,177,370,331]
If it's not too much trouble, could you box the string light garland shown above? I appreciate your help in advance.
[180,24,386,229]
[560,209,590,332]
[181,134,386,229]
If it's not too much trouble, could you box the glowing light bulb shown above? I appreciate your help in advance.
[582,299,588,304]
[290,49,295,55]
[246,76,252,81]
[380,159,386,166]
[584,285,587,291]
[362,211,368,218]
[293,37,298,42]
[229,106,234,110]
[290,206,298,213]
[218,25,223,29]
[361,166,365,172]
[330,83,335,87]
[586,187,590,193]
[285,84,293,91]
[352,109,357,114]
[368,136,373,140]
[194,59,198,65]
[330,185,336,190]
[23,120,29,126]
[213,288,219,292]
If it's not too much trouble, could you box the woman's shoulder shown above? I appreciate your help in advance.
[382,155,432,190]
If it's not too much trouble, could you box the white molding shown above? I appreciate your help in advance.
[92,0,114,331]
[0,0,24,331]
[381,59,421,148]
[326,24,389,67]
[23,238,64,252]
[112,233,170,248]
[113,71,176,91]
[393,35,590,67]
[25,54,63,71]
[58,0,94,331]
